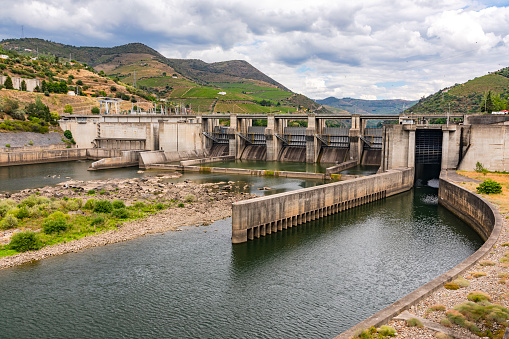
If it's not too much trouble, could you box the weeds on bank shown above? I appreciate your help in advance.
[351,325,396,338]
[440,291,509,338]
[0,195,180,257]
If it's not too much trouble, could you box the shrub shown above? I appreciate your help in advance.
[475,161,486,173]
[471,271,487,278]
[112,200,126,209]
[5,144,10,147]
[0,199,16,217]
[93,200,113,213]
[467,291,491,303]
[184,194,196,203]
[446,309,466,326]
[87,189,96,195]
[65,199,81,211]
[91,106,100,114]
[9,231,41,252]
[476,179,502,194]
[444,282,460,290]
[42,212,68,234]
[178,202,185,208]
[14,206,30,219]
[377,325,396,336]
[83,199,97,210]
[451,275,470,288]
[0,214,18,230]
[64,130,73,140]
[90,215,105,226]
[405,318,423,328]
[111,208,129,219]
[63,104,73,114]
[155,203,165,210]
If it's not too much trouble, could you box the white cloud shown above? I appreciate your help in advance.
[0,0,508,100]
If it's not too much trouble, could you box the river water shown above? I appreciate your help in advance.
[0,162,483,338]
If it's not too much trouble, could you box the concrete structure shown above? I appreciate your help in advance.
[337,171,502,338]
[231,167,414,243]
[0,76,41,92]
[382,117,509,172]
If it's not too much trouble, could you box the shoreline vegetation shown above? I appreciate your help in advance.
[0,173,255,270]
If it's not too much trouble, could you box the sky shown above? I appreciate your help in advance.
[1,0,509,101]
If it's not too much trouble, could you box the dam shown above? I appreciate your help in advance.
[1,112,507,337]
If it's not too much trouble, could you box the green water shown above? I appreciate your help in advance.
[0,186,482,338]
[202,159,328,173]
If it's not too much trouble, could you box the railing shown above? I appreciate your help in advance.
[360,135,382,149]
[238,133,266,145]
[202,131,229,144]
[316,134,349,148]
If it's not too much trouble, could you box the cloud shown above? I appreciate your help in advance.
[0,0,508,100]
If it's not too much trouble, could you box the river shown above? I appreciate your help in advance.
[0,162,483,338]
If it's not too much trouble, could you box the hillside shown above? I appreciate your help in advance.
[1,38,315,114]
[406,68,509,114]
[316,97,416,115]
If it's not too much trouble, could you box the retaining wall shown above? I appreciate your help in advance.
[337,172,503,338]
[231,167,415,243]
[0,149,88,166]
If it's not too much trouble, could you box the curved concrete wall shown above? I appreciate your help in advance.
[337,173,503,338]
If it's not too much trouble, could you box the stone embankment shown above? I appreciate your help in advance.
[0,131,65,148]
[0,173,255,270]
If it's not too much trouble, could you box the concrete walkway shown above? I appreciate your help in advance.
[441,169,482,183]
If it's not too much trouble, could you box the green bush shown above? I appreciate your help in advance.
[90,215,105,226]
[476,179,502,194]
[475,161,486,173]
[155,203,165,210]
[377,325,396,336]
[14,206,30,219]
[111,208,129,219]
[0,199,16,217]
[42,212,68,234]
[63,129,73,140]
[87,189,96,195]
[83,199,97,210]
[112,200,126,209]
[9,231,41,252]
[133,201,145,209]
[0,214,19,230]
[406,318,423,328]
[63,104,73,114]
[93,200,113,213]
[178,202,185,208]
[91,106,100,114]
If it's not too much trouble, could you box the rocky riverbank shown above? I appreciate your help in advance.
[0,173,256,270]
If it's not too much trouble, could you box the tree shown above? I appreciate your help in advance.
[20,80,26,91]
[63,104,73,114]
[26,96,51,122]
[481,91,495,113]
[491,93,507,111]
[4,75,13,89]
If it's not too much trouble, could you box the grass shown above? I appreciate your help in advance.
[405,318,423,328]
[0,195,174,257]
[470,271,487,278]
[456,171,509,214]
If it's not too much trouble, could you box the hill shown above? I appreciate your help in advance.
[406,68,509,114]
[1,38,314,114]
[316,97,417,115]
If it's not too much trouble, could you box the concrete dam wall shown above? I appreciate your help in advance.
[231,167,415,243]
[337,172,503,338]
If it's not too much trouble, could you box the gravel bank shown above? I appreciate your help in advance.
[0,173,255,270]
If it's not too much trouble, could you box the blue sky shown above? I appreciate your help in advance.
[1,0,508,101]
